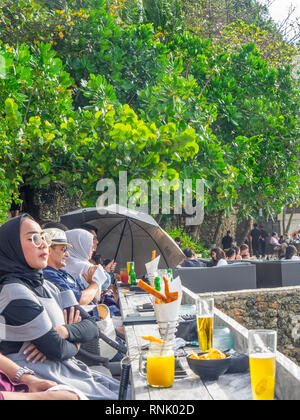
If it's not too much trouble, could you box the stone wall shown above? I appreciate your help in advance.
[25,182,81,225]
[198,286,300,366]
[197,210,238,248]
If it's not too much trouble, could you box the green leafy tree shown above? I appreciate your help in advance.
[0,41,201,221]
[166,226,210,257]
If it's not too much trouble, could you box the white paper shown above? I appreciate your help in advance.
[145,255,160,275]
[154,298,181,323]
[169,276,182,305]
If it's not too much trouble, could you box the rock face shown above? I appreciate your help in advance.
[24,182,81,225]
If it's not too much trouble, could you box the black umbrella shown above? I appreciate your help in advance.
[61,205,184,277]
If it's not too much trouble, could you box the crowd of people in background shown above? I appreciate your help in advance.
[178,223,299,268]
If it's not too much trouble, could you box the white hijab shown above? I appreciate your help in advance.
[65,229,107,289]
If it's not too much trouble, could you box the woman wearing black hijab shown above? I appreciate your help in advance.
[0,214,122,400]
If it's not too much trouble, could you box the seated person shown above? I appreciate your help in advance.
[232,245,242,260]
[100,259,121,317]
[209,247,227,266]
[279,235,286,244]
[81,224,99,264]
[270,232,288,256]
[42,221,68,232]
[103,259,117,284]
[0,353,79,400]
[283,245,300,261]
[43,229,123,362]
[179,248,206,267]
[65,229,110,297]
[174,237,182,248]
[240,244,251,259]
[65,229,118,314]
[43,228,100,307]
[225,248,236,261]
[0,215,122,400]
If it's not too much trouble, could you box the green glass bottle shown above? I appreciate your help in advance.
[129,262,137,286]
[154,277,161,291]
[167,268,173,282]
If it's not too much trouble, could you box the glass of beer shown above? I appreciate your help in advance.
[196,297,214,352]
[248,330,277,400]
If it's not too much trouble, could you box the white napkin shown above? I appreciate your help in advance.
[145,256,160,275]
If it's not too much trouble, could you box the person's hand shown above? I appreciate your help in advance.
[63,307,82,325]
[2,390,80,400]
[43,390,80,400]
[54,307,82,339]
[110,260,117,273]
[23,343,47,364]
[105,260,117,273]
[107,284,118,302]
[114,273,121,281]
[54,325,69,340]
[21,375,57,393]
[83,265,98,284]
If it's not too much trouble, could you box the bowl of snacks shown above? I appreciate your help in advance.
[187,349,231,381]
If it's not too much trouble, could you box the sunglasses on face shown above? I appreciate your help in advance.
[51,245,69,253]
[30,232,52,248]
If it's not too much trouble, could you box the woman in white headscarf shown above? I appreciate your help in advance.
[65,229,124,362]
[65,229,111,295]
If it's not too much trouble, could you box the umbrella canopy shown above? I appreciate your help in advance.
[61,205,185,277]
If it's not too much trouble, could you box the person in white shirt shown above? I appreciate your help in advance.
[210,247,228,267]
[270,232,280,246]
[270,232,288,257]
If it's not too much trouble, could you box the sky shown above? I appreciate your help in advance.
[266,0,300,24]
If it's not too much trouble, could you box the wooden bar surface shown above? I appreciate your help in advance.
[118,284,253,400]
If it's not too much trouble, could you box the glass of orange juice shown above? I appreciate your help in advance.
[248,330,277,400]
[139,341,175,388]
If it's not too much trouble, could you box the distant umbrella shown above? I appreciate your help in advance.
[61,205,185,277]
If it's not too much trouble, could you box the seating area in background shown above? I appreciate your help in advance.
[175,260,300,294]
[174,264,257,294]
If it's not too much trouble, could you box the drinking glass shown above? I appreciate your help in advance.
[248,330,277,400]
[196,297,214,352]
[127,261,134,273]
[120,268,129,284]
[139,341,175,388]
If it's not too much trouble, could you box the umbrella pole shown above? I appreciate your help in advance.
[114,218,128,261]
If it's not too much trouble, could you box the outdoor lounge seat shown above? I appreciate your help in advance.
[174,263,256,294]
[227,259,300,288]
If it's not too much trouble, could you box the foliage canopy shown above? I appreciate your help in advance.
[0,0,299,227]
